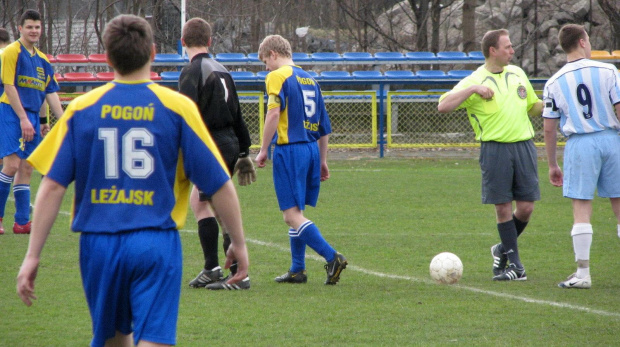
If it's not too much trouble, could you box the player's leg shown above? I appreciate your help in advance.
[12,159,34,232]
[188,185,222,287]
[612,198,620,238]
[104,331,133,346]
[0,155,19,234]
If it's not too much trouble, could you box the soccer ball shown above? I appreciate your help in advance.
[429,252,463,284]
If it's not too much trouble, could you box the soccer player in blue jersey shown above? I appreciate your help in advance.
[255,34,347,285]
[179,18,255,290]
[0,10,64,235]
[543,24,620,289]
[16,14,249,346]
[0,27,10,174]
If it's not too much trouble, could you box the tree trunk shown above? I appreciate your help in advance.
[462,0,476,52]
[597,0,620,49]
[409,0,430,51]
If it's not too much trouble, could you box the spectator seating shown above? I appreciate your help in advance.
[352,70,384,79]
[319,70,352,80]
[154,53,185,63]
[405,51,437,61]
[436,51,469,60]
[590,50,613,59]
[306,70,319,78]
[292,52,312,62]
[613,50,620,58]
[96,72,115,81]
[447,70,474,78]
[46,54,57,63]
[88,53,107,63]
[468,51,484,60]
[149,71,162,81]
[160,71,181,80]
[56,53,88,63]
[215,53,248,63]
[343,52,375,62]
[230,71,257,81]
[54,73,64,82]
[374,52,407,61]
[247,53,260,62]
[256,70,269,79]
[416,70,448,79]
[384,70,417,79]
[312,52,343,62]
[63,72,96,81]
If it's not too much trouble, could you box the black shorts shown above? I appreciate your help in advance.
[479,140,540,204]
[199,131,239,201]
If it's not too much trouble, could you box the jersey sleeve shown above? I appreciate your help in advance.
[439,77,477,110]
[27,103,77,187]
[542,83,559,119]
[0,44,18,86]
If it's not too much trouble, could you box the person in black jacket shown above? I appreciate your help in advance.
[179,17,255,290]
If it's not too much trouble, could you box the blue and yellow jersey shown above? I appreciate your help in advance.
[0,40,59,112]
[439,65,539,143]
[265,65,331,145]
[27,80,230,233]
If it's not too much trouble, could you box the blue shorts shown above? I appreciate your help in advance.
[563,129,620,199]
[272,142,321,211]
[0,103,41,159]
[79,230,182,347]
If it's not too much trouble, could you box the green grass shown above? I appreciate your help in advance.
[1,158,620,346]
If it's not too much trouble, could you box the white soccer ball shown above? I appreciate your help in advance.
[429,252,463,284]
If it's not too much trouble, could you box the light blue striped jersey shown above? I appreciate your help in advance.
[542,58,620,136]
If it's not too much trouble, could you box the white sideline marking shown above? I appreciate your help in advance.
[18,204,619,319]
[179,230,620,319]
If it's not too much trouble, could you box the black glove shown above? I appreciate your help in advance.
[233,156,256,186]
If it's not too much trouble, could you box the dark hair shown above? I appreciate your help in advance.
[481,29,509,59]
[182,18,211,48]
[0,28,9,43]
[559,24,586,53]
[103,15,153,75]
[19,9,42,26]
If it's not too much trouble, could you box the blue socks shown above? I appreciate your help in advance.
[13,184,30,225]
[291,220,336,264]
[0,172,13,219]
[288,228,306,273]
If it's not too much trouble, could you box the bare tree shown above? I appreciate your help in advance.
[462,0,476,52]
[597,0,620,49]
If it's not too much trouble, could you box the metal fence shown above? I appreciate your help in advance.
[54,90,562,152]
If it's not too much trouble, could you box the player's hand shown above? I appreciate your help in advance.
[320,162,330,181]
[20,118,35,142]
[233,156,256,186]
[40,124,51,137]
[548,165,563,187]
[474,86,494,100]
[224,243,249,285]
[17,257,40,306]
[255,150,267,168]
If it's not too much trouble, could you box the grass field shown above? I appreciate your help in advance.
[1,157,619,346]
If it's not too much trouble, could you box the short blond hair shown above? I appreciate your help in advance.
[258,35,292,61]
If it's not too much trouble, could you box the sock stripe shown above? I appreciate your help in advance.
[296,220,313,236]
[13,184,30,193]
[0,173,14,184]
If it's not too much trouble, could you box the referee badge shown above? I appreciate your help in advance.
[517,85,527,99]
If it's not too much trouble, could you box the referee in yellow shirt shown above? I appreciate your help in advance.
[438,29,543,281]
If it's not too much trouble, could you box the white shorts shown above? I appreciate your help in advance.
[563,129,620,199]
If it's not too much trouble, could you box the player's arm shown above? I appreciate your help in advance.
[210,180,249,284]
[543,117,562,187]
[319,135,329,181]
[528,100,543,117]
[615,102,620,123]
[437,85,493,113]
[255,102,279,168]
[4,84,35,142]
[45,92,64,119]
[17,176,67,306]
